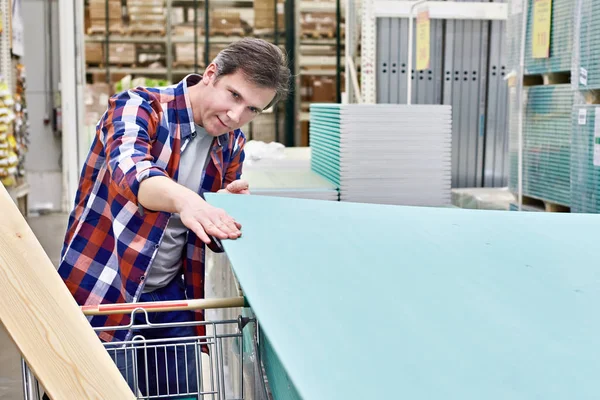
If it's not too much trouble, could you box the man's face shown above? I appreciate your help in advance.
[198,65,277,136]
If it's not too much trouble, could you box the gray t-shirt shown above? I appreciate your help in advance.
[143,125,213,293]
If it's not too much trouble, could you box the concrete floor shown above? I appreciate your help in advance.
[0,213,69,399]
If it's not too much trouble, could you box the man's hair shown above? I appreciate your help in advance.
[212,38,291,109]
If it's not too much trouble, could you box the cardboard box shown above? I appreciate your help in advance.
[108,43,135,65]
[211,10,243,34]
[88,0,122,20]
[174,43,205,66]
[254,0,285,30]
[127,0,165,5]
[85,42,104,65]
[173,24,201,37]
[311,77,336,103]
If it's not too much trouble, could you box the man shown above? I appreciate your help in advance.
[56,38,290,397]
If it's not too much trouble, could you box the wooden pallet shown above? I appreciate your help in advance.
[211,28,245,37]
[87,26,128,35]
[253,28,286,38]
[127,27,166,36]
[516,194,570,213]
[301,30,336,39]
[523,72,571,87]
[85,63,142,71]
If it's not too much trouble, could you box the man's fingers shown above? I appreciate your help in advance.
[227,180,249,193]
[200,218,230,240]
[206,211,241,239]
[212,214,241,239]
[187,219,212,244]
[223,216,241,236]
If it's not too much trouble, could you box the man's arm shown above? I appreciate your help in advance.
[138,176,241,243]
[102,89,240,244]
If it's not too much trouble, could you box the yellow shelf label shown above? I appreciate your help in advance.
[416,9,430,71]
[532,0,552,59]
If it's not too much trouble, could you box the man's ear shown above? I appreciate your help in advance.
[202,63,218,85]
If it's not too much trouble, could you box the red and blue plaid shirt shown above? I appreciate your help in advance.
[58,74,246,342]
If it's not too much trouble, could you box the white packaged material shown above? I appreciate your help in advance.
[309,104,452,207]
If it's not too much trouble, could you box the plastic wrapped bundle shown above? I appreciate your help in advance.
[524,0,575,74]
[520,85,573,206]
[571,105,600,213]
[309,103,452,207]
[577,0,600,89]
[508,86,520,193]
[506,0,525,74]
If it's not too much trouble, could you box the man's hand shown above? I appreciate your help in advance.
[218,179,250,195]
[138,176,242,245]
[178,193,242,244]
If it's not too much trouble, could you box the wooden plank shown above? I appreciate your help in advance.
[206,193,600,400]
[0,183,135,400]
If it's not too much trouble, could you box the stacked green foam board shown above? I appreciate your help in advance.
[309,104,342,187]
[524,0,574,74]
[509,85,573,206]
[577,0,600,89]
[309,103,452,207]
[506,0,524,73]
[571,105,600,213]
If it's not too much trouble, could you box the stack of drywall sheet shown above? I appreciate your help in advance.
[577,0,600,89]
[571,105,600,213]
[242,146,338,201]
[525,0,574,74]
[516,85,573,206]
[309,104,452,206]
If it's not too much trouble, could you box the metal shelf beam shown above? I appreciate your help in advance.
[373,1,508,20]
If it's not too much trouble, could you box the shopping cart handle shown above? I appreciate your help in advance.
[81,296,246,316]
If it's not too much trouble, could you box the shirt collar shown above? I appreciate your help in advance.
[179,73,228,147]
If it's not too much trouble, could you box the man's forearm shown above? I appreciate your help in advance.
[138,176,199,213]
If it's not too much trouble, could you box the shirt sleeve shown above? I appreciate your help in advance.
[100,89,170,205]
[223,131,247,187]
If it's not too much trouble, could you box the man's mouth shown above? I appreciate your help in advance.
[217,116,229,129]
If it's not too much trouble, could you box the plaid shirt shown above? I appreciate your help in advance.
[58,74,246,342]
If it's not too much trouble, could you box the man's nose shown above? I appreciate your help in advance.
[227,105,244,124]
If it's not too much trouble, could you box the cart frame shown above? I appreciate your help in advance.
[21,297,256,400]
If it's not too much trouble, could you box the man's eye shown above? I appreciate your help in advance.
[250,107,258,114]
[231,92,239,98]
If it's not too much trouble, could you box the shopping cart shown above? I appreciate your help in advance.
[21,297,269,400]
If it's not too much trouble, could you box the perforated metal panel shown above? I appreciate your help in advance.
[376,17,444,104]
[442,6,490,188]
[375,0,509,189]
[484,18,510,187]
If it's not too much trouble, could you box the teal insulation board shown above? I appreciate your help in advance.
[571,105,600,213]
[524,0,574,74]
[205,193,600,400]
[309,104,341,187]
[577,0,600,89]
[509,84,573,206]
